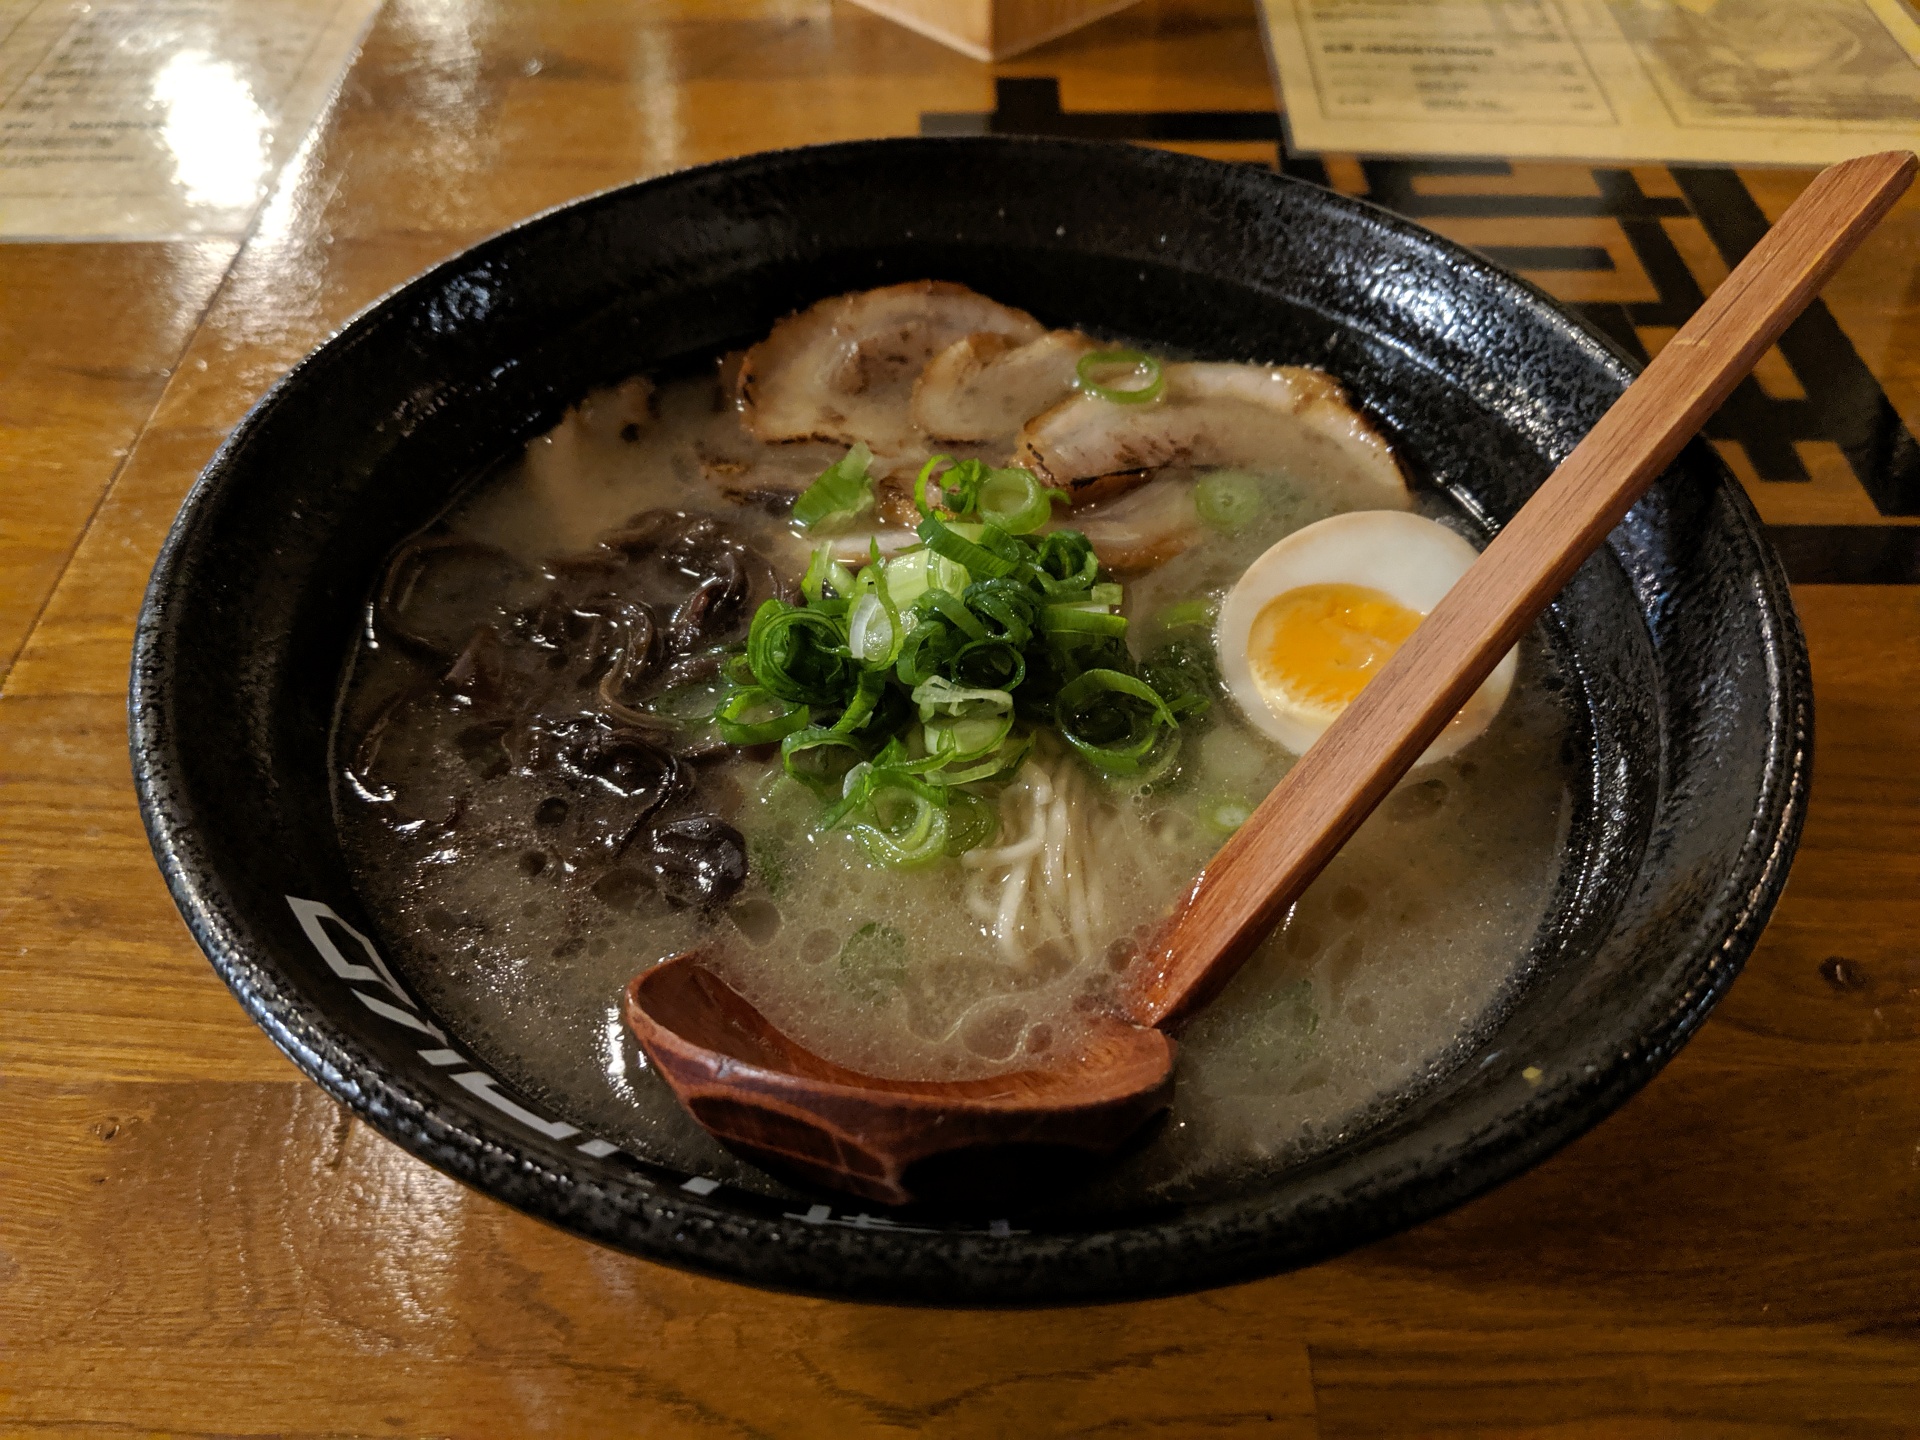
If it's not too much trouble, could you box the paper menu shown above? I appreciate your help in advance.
[0,0,382,240]
[1260,0,1920,166]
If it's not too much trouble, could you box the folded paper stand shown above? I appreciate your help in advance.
[846,0,1143,61]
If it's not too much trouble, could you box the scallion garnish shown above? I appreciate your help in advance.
[916,455,1066,533]
[1153,597,1219,633]
[1054,669,1178,775]
[1027,530,1100,594]
[1194,468,1265,534]
[943,790,1000,854]
[879,547,969,609]
[918,513,1021,578]
[714,687,811,745]
[914,677,1015,764]
[801,544,856,603]
[1202,795,1254,834]
[974,465,1062,534]
[791,442,876,531]
[848,782,948,867]
[1075,349,1166,405]
[746,601,857,705]
[710,459,1212,861]
[847,593,896,666]
[949,636,1025,690]
[1040,604,1128,638]
[781,725,870,796]
[1139,638,1220,721]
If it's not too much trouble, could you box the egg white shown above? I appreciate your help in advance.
[1215,510,1516,762]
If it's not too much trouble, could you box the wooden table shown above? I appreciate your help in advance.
[5,2,1918,1433]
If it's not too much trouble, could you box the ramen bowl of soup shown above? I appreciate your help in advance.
[131,137,1808,1303]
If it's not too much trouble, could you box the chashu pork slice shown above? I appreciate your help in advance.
[735,281,1044,466]
[911,329,1095,443]
[1017,362,1411,511]
[1068,477,1204,574]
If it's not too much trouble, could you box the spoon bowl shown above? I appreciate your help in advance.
[625,955,1175,1205]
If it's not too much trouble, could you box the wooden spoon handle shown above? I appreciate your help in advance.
[1126,148,1916,1031]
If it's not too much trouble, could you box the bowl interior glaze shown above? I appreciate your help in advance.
[131,137,1808,1304]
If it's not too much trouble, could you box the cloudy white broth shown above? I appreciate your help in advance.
[334,282,1574,1202]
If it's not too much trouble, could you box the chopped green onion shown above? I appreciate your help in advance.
[716,475,1210,859]
[1076,349,1165,405]
[1153,597,1219,633]
[975,524,1033,572]
[819,761,875,830]
[800,544,857,603]
[714,687,810,745]
[911,675,1013,717]
[846,777,950,868]
[873,735,949,775]
[918,587,988,642]
[1140,638,1219,720]
[847,593,895,666]
[964,577,1041,646]
[747,600,857,705]
[918,513,1021,578]
[781,725,869,795]
[859,544,907,670]
[1194,469,1265,534]
[1027,530,1100,594]
[1054,668,1178,775]
[914,677,1015,765]
[821,748,945,829]
[932,731,1032,785]
[1041,604,1128,638]
[925,712,1013,764]
[914,455,949,517]
[791,443,875,532]
[829,667,890,734]
[916,456,1063,534]
[1201,795,1254,834]
[974,467,1063,535]
[949,637,1025,690]
[892,619,953,688]
[801,546,832,602]
[880,548,969,609]
[943,791,1000,855]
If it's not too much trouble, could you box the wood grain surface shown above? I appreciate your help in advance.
[0,241,237,677]
[3,2,1918,1435]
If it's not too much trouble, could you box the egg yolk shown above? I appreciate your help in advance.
[1248,582,1424,714]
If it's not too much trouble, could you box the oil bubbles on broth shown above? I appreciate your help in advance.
[332,283,1576,1204]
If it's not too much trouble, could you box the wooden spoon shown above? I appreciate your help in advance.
[626,150,1916,1207]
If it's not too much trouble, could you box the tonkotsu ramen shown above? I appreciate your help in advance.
[333,281,1574,1202]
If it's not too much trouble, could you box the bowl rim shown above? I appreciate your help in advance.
[129,134,1812,1305]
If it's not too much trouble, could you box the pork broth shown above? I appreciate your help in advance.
[335,346,1575,1204]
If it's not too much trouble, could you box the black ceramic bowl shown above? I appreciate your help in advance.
[131,137,1808,1304]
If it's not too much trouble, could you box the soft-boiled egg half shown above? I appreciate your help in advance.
[1216,510,1515,763]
